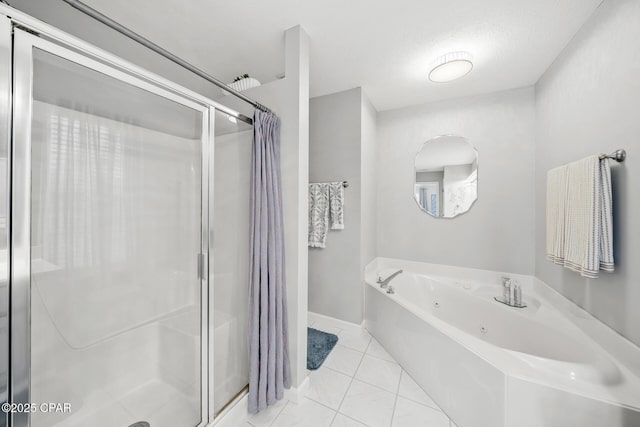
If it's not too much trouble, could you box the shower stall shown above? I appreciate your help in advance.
[1,6,254,427]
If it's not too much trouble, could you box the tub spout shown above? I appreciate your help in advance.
[377,269,403,288]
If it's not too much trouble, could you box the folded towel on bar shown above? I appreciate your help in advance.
[308,182,345,248]
[329,182,345,230]
[546,155,614,278]
[546,166,569,264]
[309,183,330,248]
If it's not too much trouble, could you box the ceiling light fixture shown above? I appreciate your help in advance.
[429,51,473,83]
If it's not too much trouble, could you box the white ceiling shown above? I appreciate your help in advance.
[82,0,602,111]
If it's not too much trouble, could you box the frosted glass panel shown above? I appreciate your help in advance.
[29,49,204,427]
[212,110,252,414]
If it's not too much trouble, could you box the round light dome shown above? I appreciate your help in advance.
[429,52,473,83]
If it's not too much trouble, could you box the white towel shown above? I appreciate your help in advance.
[308,183,330,248]
[546,155,614,278]
[546,165,569,264]
[598,159,614,272]
[329,182,344,230]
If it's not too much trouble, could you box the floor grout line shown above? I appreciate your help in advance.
[347,374,402,396]
[395,370,436,410]
[304,394,338,412]
[397,393,443,412]
[360,351,399,365]
[333,342,365,352]
[351,356,402,393]
[266,399,290,427]
[338,412,370,426]
[330,333,371,426]
[247,398,288,427]
[322,364,358,377]
[301,394,342,416]
[388,370,404,427]
[398,370,450,415]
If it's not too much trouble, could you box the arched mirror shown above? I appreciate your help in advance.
[414,135,478,218]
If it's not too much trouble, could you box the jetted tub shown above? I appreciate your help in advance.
[364,259,640,427]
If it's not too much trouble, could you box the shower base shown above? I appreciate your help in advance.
[38,379,200,427]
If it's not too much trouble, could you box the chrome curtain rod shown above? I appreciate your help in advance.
[599,149,626,162]
[61,0,272,117]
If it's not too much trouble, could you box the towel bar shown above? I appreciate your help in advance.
[310,181,349,188]
[599,149,626,162]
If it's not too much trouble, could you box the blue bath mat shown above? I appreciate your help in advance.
[307,327,338,370]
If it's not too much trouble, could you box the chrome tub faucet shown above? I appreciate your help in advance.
[495,276,526,308]
[377,269,403,288]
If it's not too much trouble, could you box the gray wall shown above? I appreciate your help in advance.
[309,88,377,324]
[376,87,536,274]
[534,0,640,346]
[360,93,378,282]
[308,88,363,323]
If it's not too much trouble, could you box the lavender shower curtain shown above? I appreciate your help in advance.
[248,110,291,414]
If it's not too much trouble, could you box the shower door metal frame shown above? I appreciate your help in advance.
[10,27,212,427]
[0,14,11,427]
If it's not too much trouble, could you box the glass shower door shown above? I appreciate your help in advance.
[211,110,253,416]
[11,30,209,427]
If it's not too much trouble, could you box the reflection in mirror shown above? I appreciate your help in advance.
[414,135,478,218]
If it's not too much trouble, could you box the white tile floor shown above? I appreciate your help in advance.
[245,314,454,427]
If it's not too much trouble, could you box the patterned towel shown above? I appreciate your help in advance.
[309,183,330,248]
[329,182,344,230]
[546,155,614,278]
[308,182,345,248]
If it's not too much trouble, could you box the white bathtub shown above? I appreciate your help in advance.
[364,258,640,427]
